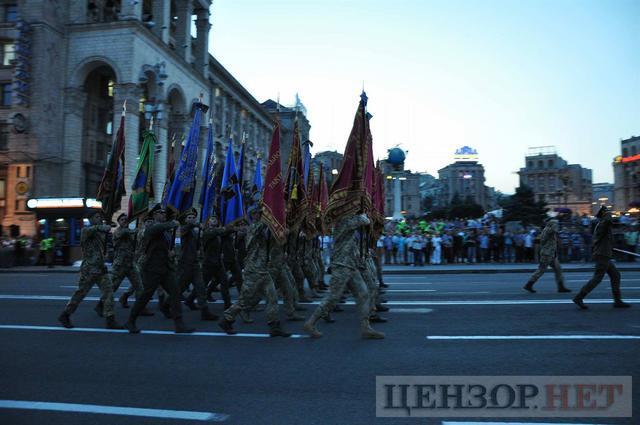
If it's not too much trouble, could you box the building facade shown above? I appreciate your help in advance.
[437,147,491,210]
[261,96,310,177]
[592,182,614,215]
[518,146,592,215]
[313,150,343,185]
[380,159,422,218]
[0,1,273,244]
[613,135,640,212]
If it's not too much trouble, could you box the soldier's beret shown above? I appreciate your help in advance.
[178,208,198,221]
[117,213,127,221]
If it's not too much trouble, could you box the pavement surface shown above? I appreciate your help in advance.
[0,269,638,425]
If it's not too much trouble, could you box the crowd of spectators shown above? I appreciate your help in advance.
[377,214,640,266]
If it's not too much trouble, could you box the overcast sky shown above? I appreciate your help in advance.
[209,0,639,193]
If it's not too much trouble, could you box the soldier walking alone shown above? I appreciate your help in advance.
[523,219,571,293]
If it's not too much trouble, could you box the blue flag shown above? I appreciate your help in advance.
[199,122,216,223]
[165,102,207,214]
[252,157,263,195]
[220,138,244,226]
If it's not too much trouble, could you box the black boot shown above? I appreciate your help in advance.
[370,314,388,323]
[105,316,124,329]
[200,307,219,321]
[174,317,195,334]
[523,282,536,293]
[58,304,77,329]
[159,301,172,319]
[218,318,237,335]
[184,294,198,311]
[572,294,588,310]
[124,316,140,334]
[380,282,389,288]
[333,305,344,312]
[376,303,389,312]
[94,300,104,317]
[119,293,129,308]
[269,321,292,338]
[613,300,631,308]
[557,282,571,293]
[139,307,155,316]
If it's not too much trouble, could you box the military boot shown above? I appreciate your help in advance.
[159,301,172,319]
[119,293,129,308]
[200,306,219,321]
[302,310,323,338]
[523,282,536,293]
[105,316,124,330]
[124,316,140,334]
[57,304,76,329]
[557,281,571,293]
[269,321,292,338]
[139,307,155,316]
[572,292,588,310]
[218,318,237,335]
[322,312,336,323]
[369,314,388,323]
[184,293,198,311]
[361,319,385,339]
[174,317,195,334]
[333,305,344,312]
[376,303,389,312]
[94,300,104,317]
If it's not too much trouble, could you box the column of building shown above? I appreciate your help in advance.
[152,0,172,43]
[61,87,88,196]
[173,0,193,63]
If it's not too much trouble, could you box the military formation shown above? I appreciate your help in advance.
[57,201,390,339]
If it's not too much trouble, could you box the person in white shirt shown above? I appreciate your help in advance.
[431,233,442,264]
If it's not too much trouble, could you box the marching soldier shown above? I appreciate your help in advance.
[303,214,385,339]
[301,231,322,298]
[198,214,232,310]
[218,203,291,337]
[222,228,244,293]
[124,204,195,334]
[523,219,571,293]
[573,206,631,309]
[94,213,153,317]
[57,210,123,329]
[175,208,218,321]
[286,226,309,302]
[269,235,305,322]
[120,213,154,308]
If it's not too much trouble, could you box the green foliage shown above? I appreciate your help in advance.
[501,185,548,226]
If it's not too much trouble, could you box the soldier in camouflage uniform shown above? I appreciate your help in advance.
[218,203,291,337]
[303,214,384,339]
[222,229,244,293]
[573,206,631,309]
[124,204,195,334]
[364,248,388,322]
[301,232,321,298]
[198,214,232,309]
[269,236,305,321]
[286,227,309,302]
[58,210,123,329]
[93,213,153,316]
[523,219,571,293]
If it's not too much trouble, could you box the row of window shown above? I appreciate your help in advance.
[527,159,556,169]
[2,5,17,23]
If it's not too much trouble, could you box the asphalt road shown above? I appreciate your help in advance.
[0,269,638,425]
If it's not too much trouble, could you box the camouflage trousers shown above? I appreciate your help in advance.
[312,265,371,321]
[527,256,565,288]
[66,270,115,317]
[224,270,279,324]
[271,264,298,316]
[315,252,325,283]
[373,252,385,285]
[109,264,143,300]
[288,258,306,296]
[302,255,319,289]
[362,259,379,308]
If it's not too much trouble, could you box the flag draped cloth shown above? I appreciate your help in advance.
[262,121,286,244]
[284,120,307,228]
[165,102,208,215]
[127,129,156,219]
[324,92,373,224]
[220,138,244,226]
[97,114,126,222]
[199,123,216,223]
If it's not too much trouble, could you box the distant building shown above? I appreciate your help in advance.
[262,95,310,177]
[380,159,422,218]
[518,146,592,215]
[592,183,615,215]
[418,173,443,209]
[438,146,492,210]
[613,135,640,212]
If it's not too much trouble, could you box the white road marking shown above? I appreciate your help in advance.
[389,308,433,313]
[0,400,228,422]
[0,325,308,339]
[442,421,603,425]
[60,285,130,290]
[384,289,436,292]
[428,335,640,340]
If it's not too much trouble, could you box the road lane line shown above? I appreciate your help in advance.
[389,308,433,313]
[442,422,612,425]
[427,335,640,340]
[0,325,308,338]
[0,400,228,422]
[384,289,436,292]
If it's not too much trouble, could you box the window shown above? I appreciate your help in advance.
[0,179,5,199]
[0,82,11,106]
[4,5,17,23]
[0,124,8,150]
[2,42,15,66]
[25,166,30,178]
[14,199,20,211]
[16,166,20,178]
[538,160,543,168]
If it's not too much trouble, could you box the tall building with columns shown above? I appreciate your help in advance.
[0,1,273,249]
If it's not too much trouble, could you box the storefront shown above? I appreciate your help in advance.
[27,198,102,264]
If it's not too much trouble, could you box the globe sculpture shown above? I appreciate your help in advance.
[387,147,407,220]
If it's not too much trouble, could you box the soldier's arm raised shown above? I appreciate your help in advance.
[146,221,179,236]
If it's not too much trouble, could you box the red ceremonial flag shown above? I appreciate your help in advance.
[262,121,287,244]
[284,120,307,228]
[97,110,126,222]
[319,164,329,213]
[304,164,317,235]
[324,92,372,224]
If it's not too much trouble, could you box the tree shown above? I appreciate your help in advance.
[502,185,547,226]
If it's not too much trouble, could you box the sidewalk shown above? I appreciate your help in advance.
[3,262,640,275]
